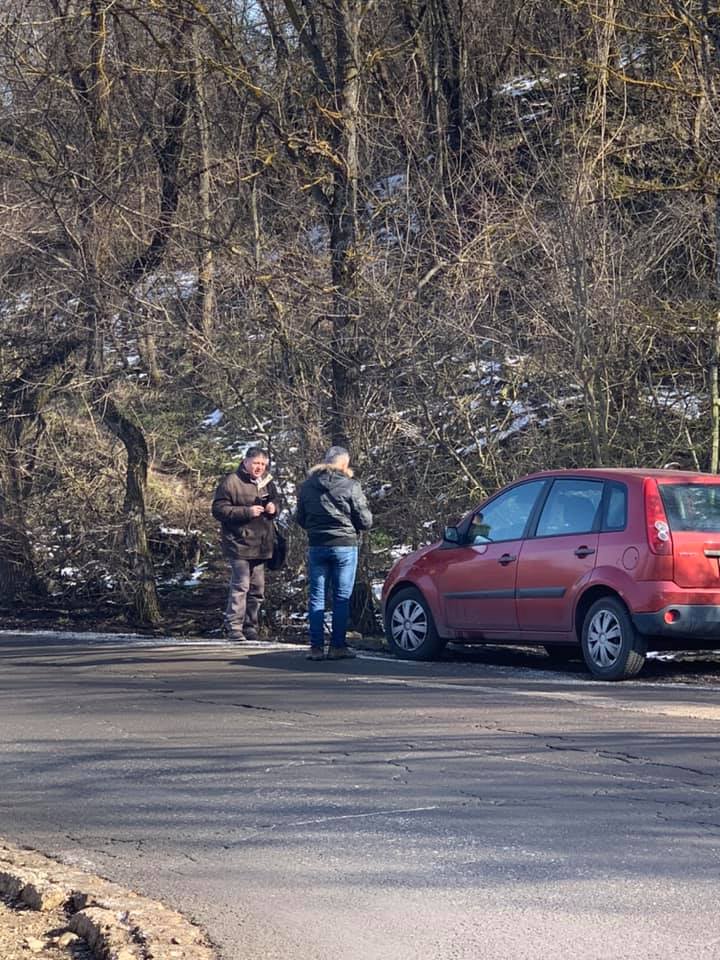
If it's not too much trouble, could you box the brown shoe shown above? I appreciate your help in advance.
[327,646,357,660]
[306,646,325,661]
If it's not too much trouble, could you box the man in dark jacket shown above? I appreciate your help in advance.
[296,446,372,660]
[212,447,280,642]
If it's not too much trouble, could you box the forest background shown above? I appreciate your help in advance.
[1,0,719,635]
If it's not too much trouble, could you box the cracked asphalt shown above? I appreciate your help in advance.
[1,631,719,960]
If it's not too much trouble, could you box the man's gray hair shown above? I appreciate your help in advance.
[245,445,269,460]
[324,445,350,465]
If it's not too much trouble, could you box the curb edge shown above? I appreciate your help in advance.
[0,838,218,960]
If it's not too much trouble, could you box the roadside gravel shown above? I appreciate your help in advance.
[0,895,93,959]
[0,838,218,960]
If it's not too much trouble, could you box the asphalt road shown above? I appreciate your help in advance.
[1,631,719,960]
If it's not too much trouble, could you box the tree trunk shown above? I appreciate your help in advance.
[191,27,215,338]
[141,314,163,387]
[0,431,42,601]
[711,325,719,473]
[712,194,720,474]
[327,0,362,448]
[0,504,42,603]
[0,337,83,603]
[325,1,378,629]
[349,538,380,636]
[98,394,162,626]
[77,6,190,625]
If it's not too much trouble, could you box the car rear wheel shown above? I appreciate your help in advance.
[385,587,447,660]
[581,596,647,680]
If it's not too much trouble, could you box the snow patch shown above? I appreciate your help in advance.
[646,387,703,421]
[373,174,407,198]
[201,409,223,428]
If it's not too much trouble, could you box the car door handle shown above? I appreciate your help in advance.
[498,553,517,566]
[574,546,596,558]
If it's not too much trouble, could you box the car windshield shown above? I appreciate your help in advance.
[659,483,720,532]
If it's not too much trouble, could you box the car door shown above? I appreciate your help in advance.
[439,480,547,634]
[516,478,603,633]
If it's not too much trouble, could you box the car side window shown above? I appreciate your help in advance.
[535,479,603,537]
[604,484,627,531]
[467,480,545,544]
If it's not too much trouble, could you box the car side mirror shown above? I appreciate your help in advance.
[443,525,460,543]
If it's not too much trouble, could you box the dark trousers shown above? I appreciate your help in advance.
[224,558,265,639]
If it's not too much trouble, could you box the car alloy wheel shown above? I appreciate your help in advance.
[581,595,647,680]
[586,608,623,668]
[385,587,446,660]
[390,597,428,652]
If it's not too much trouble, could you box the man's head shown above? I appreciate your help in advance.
[323,445,350,471]
[242,446,269,479]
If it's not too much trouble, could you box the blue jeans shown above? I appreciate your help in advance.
[307,546,358,648]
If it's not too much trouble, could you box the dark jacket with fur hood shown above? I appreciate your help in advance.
[212,465,280,560]
[296,464,372,547]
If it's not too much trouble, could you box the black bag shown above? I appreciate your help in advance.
[267,524,287,571]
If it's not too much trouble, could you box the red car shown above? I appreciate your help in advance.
[381,468,720,680]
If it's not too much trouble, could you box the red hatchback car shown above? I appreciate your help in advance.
[381,468,720,680]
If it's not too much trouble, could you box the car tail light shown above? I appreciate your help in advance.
[644,478,672,555]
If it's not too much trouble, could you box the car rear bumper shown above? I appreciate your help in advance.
[633,605,720,639]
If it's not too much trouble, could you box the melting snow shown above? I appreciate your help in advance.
[373,174,407,198]
[201,409,223,428]
[647,387,703,421]
[498,76,542,97]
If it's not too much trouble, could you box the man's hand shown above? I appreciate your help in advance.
[265,502,277,516]
[249,505,265,518]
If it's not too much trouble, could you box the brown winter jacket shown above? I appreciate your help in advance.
[211,466,280,560]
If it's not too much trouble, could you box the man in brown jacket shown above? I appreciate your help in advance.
[212,446,280,641]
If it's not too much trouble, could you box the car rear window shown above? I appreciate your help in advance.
[658,483,720,532]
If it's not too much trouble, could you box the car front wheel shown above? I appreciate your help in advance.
[581,596,647,680]
[385,587,447,660]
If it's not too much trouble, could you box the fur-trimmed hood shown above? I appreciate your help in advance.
[296,463,372,546]
[307,463,354,478]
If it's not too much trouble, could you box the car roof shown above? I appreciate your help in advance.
[519,467,720,484]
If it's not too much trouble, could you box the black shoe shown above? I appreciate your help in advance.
[327,646,357,660]
[243,629,259,642]
[306,646,325,661]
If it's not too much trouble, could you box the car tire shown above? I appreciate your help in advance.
[385,587,447,660]
[581,596,647,680]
